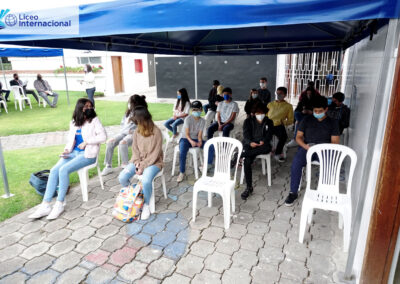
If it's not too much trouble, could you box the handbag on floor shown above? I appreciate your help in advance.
[29,170,57,197]
[112,181,144,223]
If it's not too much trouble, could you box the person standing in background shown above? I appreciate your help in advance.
[80,64,96,106]
[257,77,272,105]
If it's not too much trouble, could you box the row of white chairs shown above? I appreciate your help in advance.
[1,86,48,113]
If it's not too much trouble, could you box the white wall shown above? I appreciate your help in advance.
[342,20,400,282]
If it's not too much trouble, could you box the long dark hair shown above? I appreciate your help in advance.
[176,88,190,111]
[126,94,147,117]
[72,98,96,127]
[132,106,154,137]
[249,88,257,100]
[85,64,92,72]
[305,87,317,97]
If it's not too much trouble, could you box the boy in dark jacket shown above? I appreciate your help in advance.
[327,92,350,135]
[240,102,274,200]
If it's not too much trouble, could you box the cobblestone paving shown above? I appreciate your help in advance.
[0,146,347,283]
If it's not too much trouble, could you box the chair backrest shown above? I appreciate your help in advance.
[306,143,357,197]
[161,129,171,154]
[203,137,243,181]
[10,86,25,100]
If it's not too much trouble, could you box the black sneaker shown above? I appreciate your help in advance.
[284,193,298,207]
[230,151,239,168]
[241,186,253,200]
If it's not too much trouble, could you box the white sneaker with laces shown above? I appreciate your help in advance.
[141,204,151,220]
[101,166,113,176]
[177,173,185,183]
[28,202,52,219]
[47,201,65,220]
[286,139,298,148]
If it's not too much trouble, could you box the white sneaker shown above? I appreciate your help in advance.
[101,166,113,176]
[274,155,285,163]
[177,173,185,183]
[141,204,151,220]
[28,202,52,219]
[286,139,298,148]
[47,201,65,220]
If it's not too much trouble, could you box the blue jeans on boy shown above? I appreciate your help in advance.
[164,118,184,135]
[207,121,234,139]
[179,138,213,173]
[290,147,318,194]
[118,163,160,205]
[43,150,96,202]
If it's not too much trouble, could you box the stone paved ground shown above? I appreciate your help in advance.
[0,143,347,284]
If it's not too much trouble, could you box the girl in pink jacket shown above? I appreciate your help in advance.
[29,98,107,220]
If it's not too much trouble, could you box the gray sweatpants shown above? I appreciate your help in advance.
[39,91,59,107]
[104,133,133,167]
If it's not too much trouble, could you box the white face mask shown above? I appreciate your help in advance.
[260,82,266,88]
[256,114,265,121]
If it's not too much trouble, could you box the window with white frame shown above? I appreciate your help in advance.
[77,57,102,64]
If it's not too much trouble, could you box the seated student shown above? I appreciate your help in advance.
[29,98,107,219]
[287,87,320,147]
[0,82,10,102]
[10,73,39,103]
[257,77,272,105]
[177,100,211,182]
[164,88,190,138]
[327,92,350,135]
[267,87,294,162]
[244,88,262,117]
[241,103,274,200]
[204,83,224,127]
[207,87,239,138]
[33,74,59,108]
[203,80,220,114]
[119,106,163,220]
[285,96,340,206]
[102,94,147,175]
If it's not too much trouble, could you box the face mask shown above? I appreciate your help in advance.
[177,95,181,99]
[260,83,266,88]
[37,76,42,81]
[255,114,265,121]
[84,108,96,118]
[278,94,285,101]
[15,77,18,81]
[223,94,230,101]
[313,112,325,119]
[192,111,201,117]
[251,93,258,99]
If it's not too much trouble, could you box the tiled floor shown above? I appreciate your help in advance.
[0,145,347,284]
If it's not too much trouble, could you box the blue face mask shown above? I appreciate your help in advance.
[192,111,201,117]
[177,95,181,99]
[327,98,332,105]
[223,94,230,101]
[313,112,325,119]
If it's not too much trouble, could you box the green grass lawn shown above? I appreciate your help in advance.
[0,144,125,222]
[0,91,173,136]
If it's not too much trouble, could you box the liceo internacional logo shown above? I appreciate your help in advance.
[0,7,78,34]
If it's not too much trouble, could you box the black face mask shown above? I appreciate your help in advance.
[37,76,42,81]
[14,77,18,81]
[84,108,96,119]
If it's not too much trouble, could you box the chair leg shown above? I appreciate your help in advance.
[97,165,105,190]
[14,101,17,110]
[343,210,351,252]
[298,168,304,192]
[222,192,231,229]
[230,188,235,213]
[208,192,212,208]
[240,163,244,185]
[78,169,89,202]
[307,208,313,224]
[19,100,23,111]
[117,147,121,167]
[299,203,310,243]
[161,174,167,199]
[267,155,272,186]
[193,152,199,180]
[261,158,266,175]
[192,189,198,222]
[172,147,178,176]
[149,182,156,214]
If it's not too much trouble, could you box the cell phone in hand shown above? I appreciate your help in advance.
[59,153,70,158]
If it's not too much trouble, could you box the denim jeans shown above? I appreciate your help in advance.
[39,91,59,107]
[105,133,132,166]
[86,87,96,106]
[290,147,318,194]
[179,138,213,173]
[207,121,234,139]
[118,163,160,204]
[203,104,210,114]
[164,118,184,135]
[43,150,96,202]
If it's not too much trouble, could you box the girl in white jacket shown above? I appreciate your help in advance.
[29,98,107,220]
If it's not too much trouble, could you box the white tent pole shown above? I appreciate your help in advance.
[194,55,198,100]
[62,51,70,105]
[0,139,13,199]
[0,58,7,89]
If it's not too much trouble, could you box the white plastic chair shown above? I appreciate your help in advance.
[77,156,104,202]
[192,137,243,229]
[298,160,320,192]
[132,130,169,213]
[38,95,47,108]
[10,86,32,111]
[298,144,357,252]
[240,154,272,186]
[116,138,132,167]
[172,145,203,179]
[0,99,7,113]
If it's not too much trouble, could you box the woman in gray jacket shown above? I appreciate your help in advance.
[102,95,147,175]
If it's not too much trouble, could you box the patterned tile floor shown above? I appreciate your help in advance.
[0,146,348,284]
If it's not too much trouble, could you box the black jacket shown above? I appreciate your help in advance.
[244,98,262,116]
[208,87,223,112]
[242,116,274,148]
[295,94,319,112]
[327,104,351,134]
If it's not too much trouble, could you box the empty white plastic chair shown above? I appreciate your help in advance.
[192,137,243,229]
[77,156,104,202]
[0,99,7,114]
[240,154,272,186]
[132,130,169,213]
[298,143,357,252]
[10,86,31,111]
[172,145,203,179]
[38,96,47,108]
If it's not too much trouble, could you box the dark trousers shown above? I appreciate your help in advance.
[207,122,234,140]
[25,89,39,103]
[0,90,10,101]
[242,144,271,188]
[294,111,305,138]
[86,87,96,106]
[290,147,318,194]
[272,125,288,155]
[179,138,212,173]
[203,104,210,114]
